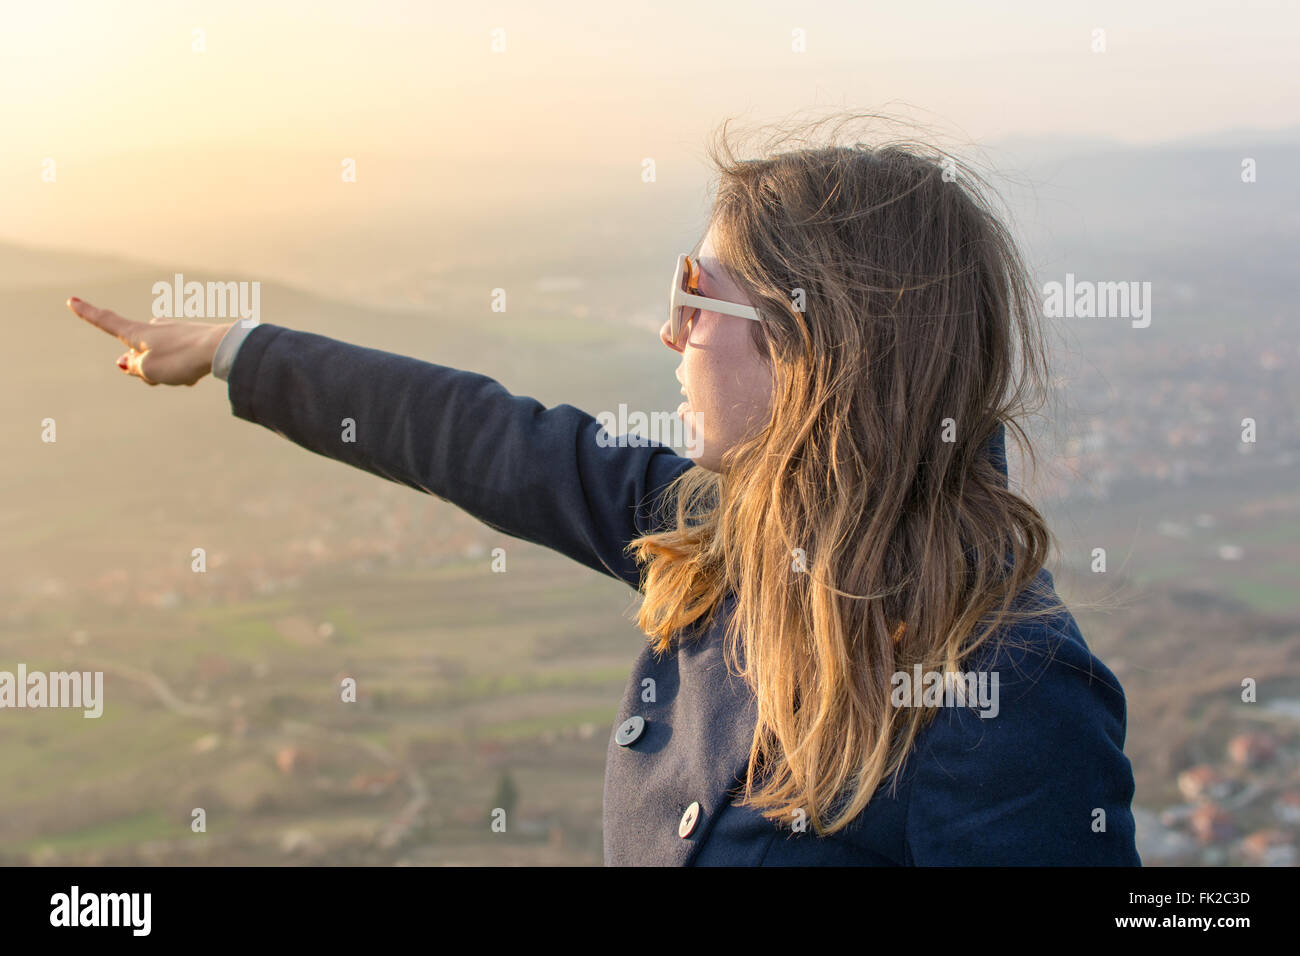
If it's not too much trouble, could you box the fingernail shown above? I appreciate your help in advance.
[69,297,81,304]
[117,356,129,370]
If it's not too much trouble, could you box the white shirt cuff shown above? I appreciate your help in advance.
[212,320,260,381]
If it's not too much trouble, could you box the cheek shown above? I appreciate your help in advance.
[683,341,731,411]
[685,326,773,434]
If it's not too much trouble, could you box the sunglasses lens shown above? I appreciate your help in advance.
[674,257,699,347]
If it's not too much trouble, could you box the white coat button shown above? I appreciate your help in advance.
[615,716,645,746]
[679,801,701,838]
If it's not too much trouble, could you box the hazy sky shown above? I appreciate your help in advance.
[2,0,1297,282]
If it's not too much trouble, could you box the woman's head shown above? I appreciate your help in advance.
[665,121,1047,481]
[632,113,1061,835]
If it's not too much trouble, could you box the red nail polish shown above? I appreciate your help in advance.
[70,297,81,303]
[117,357,128,370]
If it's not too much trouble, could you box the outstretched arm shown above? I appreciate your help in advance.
[65,297,693,590]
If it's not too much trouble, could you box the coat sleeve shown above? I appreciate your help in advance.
[224,323,694,589]
[903,617,1141,865]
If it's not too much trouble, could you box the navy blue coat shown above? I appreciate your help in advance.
[224,324,1141,866]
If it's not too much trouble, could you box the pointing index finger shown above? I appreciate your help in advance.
[66,297,142,350]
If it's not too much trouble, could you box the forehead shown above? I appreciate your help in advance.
[693,228,718,277]
[693,234,739,297]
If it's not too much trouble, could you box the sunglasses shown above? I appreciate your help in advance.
[666,253,762,352]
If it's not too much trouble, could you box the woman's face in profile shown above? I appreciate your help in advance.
[659,226,775,472]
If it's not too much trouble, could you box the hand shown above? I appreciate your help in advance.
[66,297,235,386]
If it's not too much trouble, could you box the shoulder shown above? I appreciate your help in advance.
[898,568,1140,865]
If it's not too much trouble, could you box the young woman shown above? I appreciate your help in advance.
[67,122,1140,866]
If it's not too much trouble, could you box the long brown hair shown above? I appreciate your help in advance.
[629,112,1069,835]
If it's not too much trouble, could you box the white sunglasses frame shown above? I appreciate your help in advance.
[668,253,762,347]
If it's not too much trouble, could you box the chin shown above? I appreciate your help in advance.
[678,408,709,465]
[687,437,724,472]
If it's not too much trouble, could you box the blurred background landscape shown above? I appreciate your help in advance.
[1,0,1298,865]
